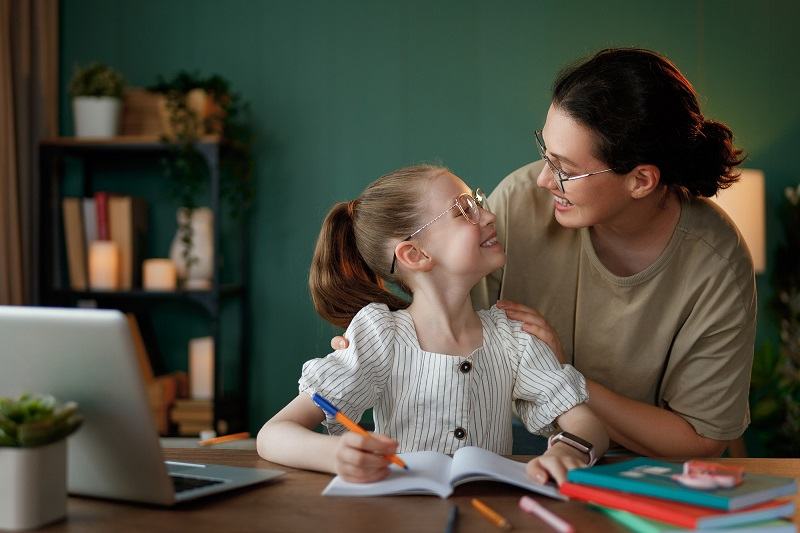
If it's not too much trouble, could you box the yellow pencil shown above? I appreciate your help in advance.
[471,498,513,530]
[198,431,250,447]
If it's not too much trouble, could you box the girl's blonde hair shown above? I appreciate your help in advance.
[309,164,447,328]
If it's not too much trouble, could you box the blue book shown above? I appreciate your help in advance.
[567,458,797,511]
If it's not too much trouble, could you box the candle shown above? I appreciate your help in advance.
[142,259,177,291]
[189,337,214,400]
[88,240,120,290]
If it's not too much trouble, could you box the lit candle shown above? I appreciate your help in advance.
[189,337,214,400]
[88,240,120,291]
[142,259,177,291]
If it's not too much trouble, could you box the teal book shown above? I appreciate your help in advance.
[567,458,797,511]
[596,506,797,533]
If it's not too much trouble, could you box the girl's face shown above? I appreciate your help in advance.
[416,172,506,282]
[535,104,632,229]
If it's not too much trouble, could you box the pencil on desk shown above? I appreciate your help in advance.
[519,496,574,533]
[471,498,512,530]
[311,393,408,470]
[198,431,250,447]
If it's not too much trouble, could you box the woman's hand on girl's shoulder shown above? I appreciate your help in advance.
[525,443,588,486]
[334,431,398,483]
[496,300,566,364]
[330,335,349,350]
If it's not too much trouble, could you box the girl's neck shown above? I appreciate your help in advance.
[405,284,483,357]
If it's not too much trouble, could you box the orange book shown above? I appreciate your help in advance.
[62,197,87,290]
[108,196,148,289]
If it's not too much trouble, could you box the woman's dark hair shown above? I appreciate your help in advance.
[309,164,446,328]
[552,48,744,197]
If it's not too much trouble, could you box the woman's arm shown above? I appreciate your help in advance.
[526,404,609,485]
[257,394,398,482]
[498,300,729,458]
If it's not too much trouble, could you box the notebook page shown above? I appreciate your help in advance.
[322,450,453,498]
[448,446,565,500]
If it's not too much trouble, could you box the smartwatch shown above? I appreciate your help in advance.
[547,431,597,466]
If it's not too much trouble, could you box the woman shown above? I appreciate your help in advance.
[337,48,755,458]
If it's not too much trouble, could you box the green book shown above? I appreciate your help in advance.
[596,506,797,533]
[567,458,797,511]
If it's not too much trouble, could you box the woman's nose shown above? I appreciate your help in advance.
[536,164,556,190]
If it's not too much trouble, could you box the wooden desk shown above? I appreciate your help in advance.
[40,450,800,532]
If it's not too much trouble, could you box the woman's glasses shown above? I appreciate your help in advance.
[390,189,488,274]
[534,130,614,194]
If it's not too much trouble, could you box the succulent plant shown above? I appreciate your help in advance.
[0,394,83,447]
[68,63,125,99]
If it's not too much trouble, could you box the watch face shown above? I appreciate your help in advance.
[559,431,592,451]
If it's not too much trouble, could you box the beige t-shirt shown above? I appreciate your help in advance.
[472,161,756,440]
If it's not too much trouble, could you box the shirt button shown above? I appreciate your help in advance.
[459,361,472,373]
[454,427,467,440]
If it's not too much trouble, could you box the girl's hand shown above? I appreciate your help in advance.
[330,335,349,350]
[525,443,588,486]
[496,300,566,363]
[334,431,398,483]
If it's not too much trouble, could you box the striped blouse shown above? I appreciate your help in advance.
[299,303,587,455]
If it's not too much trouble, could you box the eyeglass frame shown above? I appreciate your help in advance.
[534,129,615,194]
[389,188,488,274]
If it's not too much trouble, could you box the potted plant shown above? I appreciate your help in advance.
[0,394,83,530]
[69,63,125,138]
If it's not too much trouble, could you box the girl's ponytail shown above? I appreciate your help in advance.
[309,200,409,329]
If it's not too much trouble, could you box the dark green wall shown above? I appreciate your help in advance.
[60,0,800,433]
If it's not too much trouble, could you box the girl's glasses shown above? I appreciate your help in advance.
[534,129,614,194]
[390,189,488,274]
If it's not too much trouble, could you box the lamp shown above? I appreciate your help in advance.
[710,168,766,273]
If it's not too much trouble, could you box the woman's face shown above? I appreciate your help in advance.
[536,104,632,229]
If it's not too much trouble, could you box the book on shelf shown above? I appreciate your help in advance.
[62,197,87,290]
[322,445,564,499]
[566,458,798,511]
[94,191,110,240]
[561,481,795,529]
[82,197,98,245]
[595,506,797,533]
[108,195,148,290]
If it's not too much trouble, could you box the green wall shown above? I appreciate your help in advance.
[60,0,800,435]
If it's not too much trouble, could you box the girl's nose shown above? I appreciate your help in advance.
[480,206,496,225]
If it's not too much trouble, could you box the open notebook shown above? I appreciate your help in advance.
[323,446,565,499]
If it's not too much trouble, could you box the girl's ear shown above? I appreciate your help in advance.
[628,164,661,199]
[394,240,433,273]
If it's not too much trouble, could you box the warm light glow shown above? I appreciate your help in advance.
[88,240,120,290]
[189,337,214,400]
[142,259,177,291]
[711,169,766,273]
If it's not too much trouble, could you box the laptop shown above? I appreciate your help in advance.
[0,305,283,505]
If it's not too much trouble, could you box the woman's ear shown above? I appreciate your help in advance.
[628,164,661,199]
[394,240,433,273]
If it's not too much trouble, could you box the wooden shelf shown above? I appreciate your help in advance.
[41,135,221,147]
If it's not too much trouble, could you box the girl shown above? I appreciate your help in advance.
[257,165,608,485]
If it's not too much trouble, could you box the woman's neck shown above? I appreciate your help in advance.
[590,189,682,277]
[405,282,483,357]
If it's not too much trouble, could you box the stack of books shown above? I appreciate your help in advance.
[171,399,214,436]
[563,458,797,532]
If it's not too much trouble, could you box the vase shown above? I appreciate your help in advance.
[72,96,121,138]
[169,207,214,290]
[0,440,67,530]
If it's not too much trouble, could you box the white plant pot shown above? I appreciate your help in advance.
[0,440,67,530]
[170,207,214,290]
[72,96,121,138]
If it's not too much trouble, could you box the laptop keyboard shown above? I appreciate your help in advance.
[171,475,225,493]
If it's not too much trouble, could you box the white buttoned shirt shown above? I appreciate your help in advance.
[299,303,587,454]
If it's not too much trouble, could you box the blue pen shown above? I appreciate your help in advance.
[312,393,408,470]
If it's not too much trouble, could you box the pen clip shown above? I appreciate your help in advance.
[311,393,339,417]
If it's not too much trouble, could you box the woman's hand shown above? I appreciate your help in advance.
[497,300,566,363]
[525,443,588,486]
[334,431,398,483]
[330,335,349,350]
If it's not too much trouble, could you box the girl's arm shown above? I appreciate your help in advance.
[257,394,399,482]
[526,404,609,485]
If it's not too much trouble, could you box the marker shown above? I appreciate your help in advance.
[444,504,459,533]
[519,496,574,533]
[311,393,408,470]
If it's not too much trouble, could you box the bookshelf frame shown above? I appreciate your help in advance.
[37,135,250,437]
